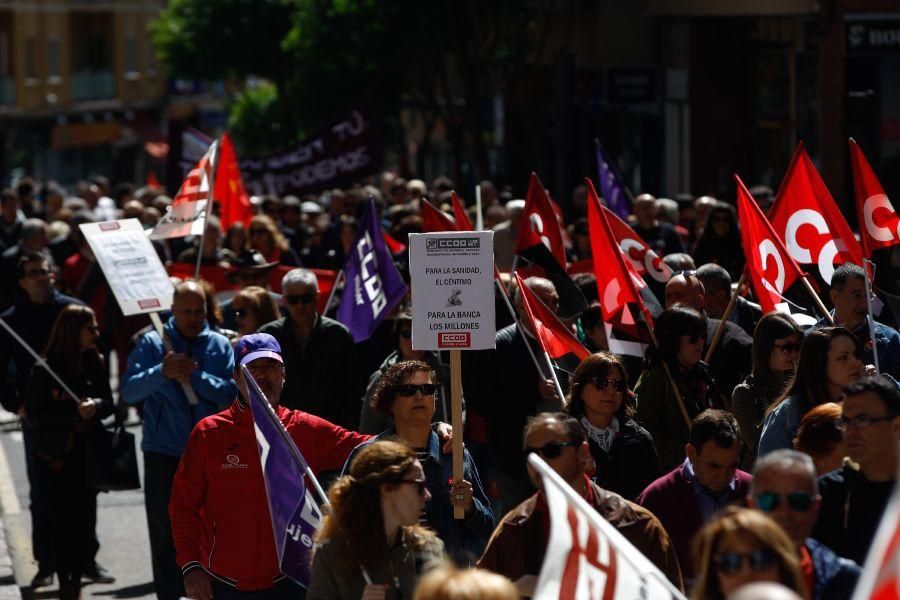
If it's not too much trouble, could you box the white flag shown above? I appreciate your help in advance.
[150,139,219,240]
[529,454,686,600]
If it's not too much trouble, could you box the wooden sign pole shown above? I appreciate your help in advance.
[450,350,464,519]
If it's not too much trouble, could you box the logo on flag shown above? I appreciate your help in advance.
[850,138,900,258]
[151,140,219,240]
[244,366,321,587]
[337,198,408,342]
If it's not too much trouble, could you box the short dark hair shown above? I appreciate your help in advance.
[842,375,900,415]
[370,360,436,414]
[651,305,707,367]
[16,251,48,281]
[696,264,731,294]
[523,412,586,448]
[689,409,740,451]
[830,263,866,292]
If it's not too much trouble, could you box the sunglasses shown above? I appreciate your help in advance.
[755,491,815,513]
[590,377,626,392]
[399,329,412,340]
[285,292,317,306]
[395,383,437,397]
[400,478,427,495]
[835,414,898,431]
[524,440,581,460]
[714,548,776,575]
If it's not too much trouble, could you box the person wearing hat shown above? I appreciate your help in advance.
[219,250,283,331]
[169,333,373,599]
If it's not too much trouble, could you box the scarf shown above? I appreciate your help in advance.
[580,416,619,454]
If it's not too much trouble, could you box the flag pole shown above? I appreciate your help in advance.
[450,350,465,519]
[194,139,221,280]
[704,270,747,364]
[800,275,834,325]
[864,258,881,374]
[506,256,519,295]
[321,270,345,317]
[643,312,692,429]
[544,350,566,405]
[475,185,484,231]
[242,364,331,508]
[0,317,81,404]
[502,276,561,379]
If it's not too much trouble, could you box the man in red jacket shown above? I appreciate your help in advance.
[169,334,371,599]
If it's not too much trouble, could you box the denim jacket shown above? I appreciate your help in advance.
[343,428,494,565]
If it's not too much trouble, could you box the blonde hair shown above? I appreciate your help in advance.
[249,214,288,253]
[233,285,280,329]
[692,507,805,600]
[414,563,517,600]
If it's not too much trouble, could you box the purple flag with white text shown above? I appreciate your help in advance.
[595,139,632,221]
[337,198,408,341]
[246,368,322,587]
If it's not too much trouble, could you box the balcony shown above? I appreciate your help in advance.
[70,69,114,101]
[0,76,12,105]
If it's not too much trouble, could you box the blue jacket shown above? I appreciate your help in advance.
[805,538,860,600]
[342,428,494,565]
[121,317,237,457]
[757,394,802,458]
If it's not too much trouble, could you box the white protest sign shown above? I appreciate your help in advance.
[79,219,174,315]
[409,231,496,350]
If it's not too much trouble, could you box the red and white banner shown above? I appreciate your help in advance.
[516,172,567,268]
[151,140,219,240]
[530,454,685,600]
[850,139,900,258]
[768,143,862,284]
[602,205,672,284]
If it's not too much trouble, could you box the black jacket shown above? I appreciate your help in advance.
[588,417,660,501]
[0,290,84,413]
[24,353,114,462]
[258,313,362,429]
[705,317,753,400]
[812,464,894,564]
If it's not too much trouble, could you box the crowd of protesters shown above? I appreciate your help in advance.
[0,169,898,600]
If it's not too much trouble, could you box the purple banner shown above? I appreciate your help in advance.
[595,139,632,221]
[337,198,408,342]
[246,368,321,588]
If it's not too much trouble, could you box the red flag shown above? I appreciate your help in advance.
[586,178,650,335]
[150,139,218,239]
[215,132,254,230]
[146,171,161,190]
[515,172,566,268]
[451,192,474,231]
[736,175,806,314]
[767,142,862,283]
[515,272,589,361]
[381,230,406,254]
[602,205,672,284]
[421,200,457,233]
[850,139,900,258]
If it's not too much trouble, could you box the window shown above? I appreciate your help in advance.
[47,37,60,79]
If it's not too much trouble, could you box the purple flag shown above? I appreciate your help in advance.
[245,367,322,588]
[337,198,408,341]
[594,139,631,220]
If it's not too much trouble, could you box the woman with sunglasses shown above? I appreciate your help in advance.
[758,327,863,457]
[345,360,493,565]
[309,440,445,600]
[25,305,115,599]
[692,202,745,280]
[692,506,806,600]
[360,312,450,434]
[732,313,802,469]
[230,285,280,339]
[566,352,660,500]
[246,214,300,266]
[634,306,725,471]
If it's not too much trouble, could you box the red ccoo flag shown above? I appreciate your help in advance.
[451,192,474,231]
[768,142,862,284]
[421,200,457,233]
[849,139,900,258]
[215,132,254,230]
[736,174,805,314]
[515,172,566,268]
[602,205,673,284]
[515,272,589,361]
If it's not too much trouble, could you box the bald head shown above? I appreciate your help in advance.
[515,277,560,334]
[727,582,802,600]
[633,194,658,228]
[172,281,207,339]
[665,273,705,311]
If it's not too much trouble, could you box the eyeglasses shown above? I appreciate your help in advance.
[395,383,437,397]
[400,478,427,495]
[285,292,317,306]
[773,341,800,354]
[399,330,412,340]
[755,491,815,513]
[713,548,777,575]
[590,377,626,392]
[835,414,898,431]
[24,267,50,278]
[524,440,581,460]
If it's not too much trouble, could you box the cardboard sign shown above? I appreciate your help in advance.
[409,231,496,351]
[79,219,175,315]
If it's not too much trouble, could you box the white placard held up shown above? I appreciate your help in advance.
[409,231,496,351]
[79,219,175,316]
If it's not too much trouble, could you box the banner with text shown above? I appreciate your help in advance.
[409,231,496,351]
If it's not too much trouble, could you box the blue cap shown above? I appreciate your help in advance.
[235,333,283,366]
